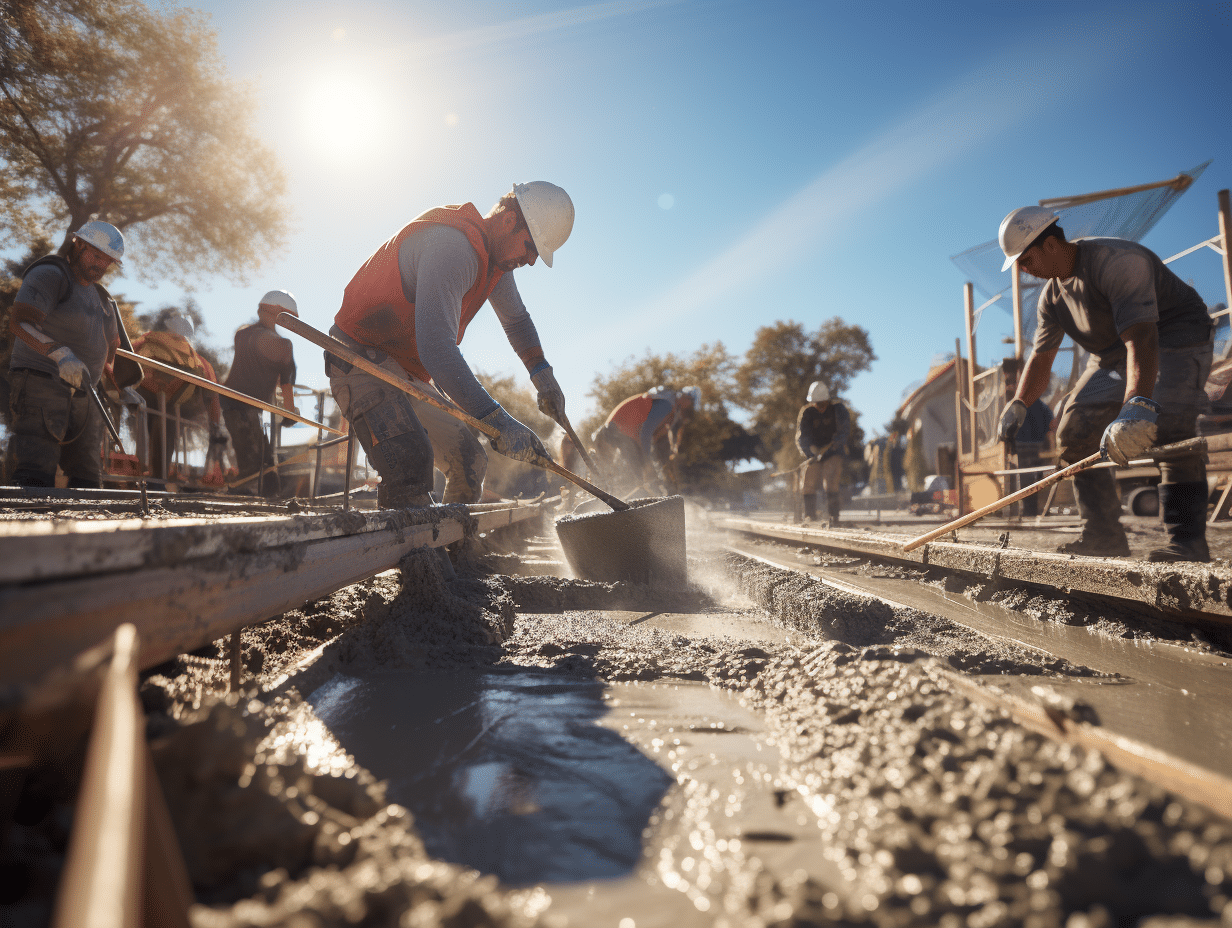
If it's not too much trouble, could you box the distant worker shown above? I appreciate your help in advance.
[592,385,699,494]
[795,381,850,524]
[998,206,1213,561]
[221,290,299,498]
[131,311,225,479]
[327,183,572,508]
[6,220,124,488]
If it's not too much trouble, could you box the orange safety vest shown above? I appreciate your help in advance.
[606,394,658,440]
[334,203,504,383]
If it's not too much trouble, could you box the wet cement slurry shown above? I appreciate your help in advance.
[15,507,1232,926]
[725,531,1232,781]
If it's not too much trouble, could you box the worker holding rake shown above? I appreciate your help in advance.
[327,183,574,507]
[997,206,1214,562]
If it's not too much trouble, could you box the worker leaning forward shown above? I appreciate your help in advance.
[7,221,124,488]
[221,290,300,498]
[327,182,573,508]
[795,381,850,524]
[997,206,1214,562]
[590,385,698,494]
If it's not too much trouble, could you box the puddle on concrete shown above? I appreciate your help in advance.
[308,668,674,885]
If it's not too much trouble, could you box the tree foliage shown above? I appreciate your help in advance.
[0,0,288,285]
[735,318,876,470]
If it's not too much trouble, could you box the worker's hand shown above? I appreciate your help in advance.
[480,406,551,464]
[48,346,89,390]
[1101,396,1161,466]
[998,399,1028,442]
[531,364,566,423]
[209,421,230,445]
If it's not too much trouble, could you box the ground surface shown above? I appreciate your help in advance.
[4,506,1232,927]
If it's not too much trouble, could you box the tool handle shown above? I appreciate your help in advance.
[115,349,343,435]
[276,314,631,511]
[88,384,125,454]
[560,415,601,475]
[901,451,1103,552]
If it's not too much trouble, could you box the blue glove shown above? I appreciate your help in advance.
[1100,396,1161,466]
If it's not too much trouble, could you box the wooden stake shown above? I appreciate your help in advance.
[964,283,978,462]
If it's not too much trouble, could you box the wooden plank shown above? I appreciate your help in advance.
[52,625,144,928]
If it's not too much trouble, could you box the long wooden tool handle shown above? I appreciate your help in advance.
[114,349,344,435]
[901,451,1104,552]
[560,414,601,475]
[902,433,1214,552]
[275,314,631,511]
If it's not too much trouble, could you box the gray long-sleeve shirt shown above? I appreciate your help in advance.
[397,224,542,418]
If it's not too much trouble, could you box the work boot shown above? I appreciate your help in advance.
[1057,469,1129,557]
[1147,481,1211,563]
[827,496,841,526]
[802,493,817,521]
[377,482,433,510]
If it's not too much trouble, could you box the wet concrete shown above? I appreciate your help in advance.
[307,667,674,884]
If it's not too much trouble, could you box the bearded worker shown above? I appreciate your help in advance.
[327,182,573,507]
[997,206,1214,562]
[7,221,125,488]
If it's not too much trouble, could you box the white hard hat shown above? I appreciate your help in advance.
[258,289,298,316]
[807,381,830,403]
[165,313,194,340]
[72,220,125,266]
[998,206,1059,272]
[513,181,574,268]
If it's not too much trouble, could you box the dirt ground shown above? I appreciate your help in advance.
[4,509,1232,927]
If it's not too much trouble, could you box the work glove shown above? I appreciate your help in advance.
[1101,396,1161,466]
[809,442,832,462]
[48,346,89,390]
[530,363,566,423]
[998,399,1028,443]
[480,406,551,464]
[209,421,230,445]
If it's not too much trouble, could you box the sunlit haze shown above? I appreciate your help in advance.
[37,0,1232,437]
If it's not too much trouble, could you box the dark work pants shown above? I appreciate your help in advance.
[8,368,103,487]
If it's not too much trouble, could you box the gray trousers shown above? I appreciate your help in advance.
[8,368,104,487]
[1056,339,1212,531]
[325,327,487,504]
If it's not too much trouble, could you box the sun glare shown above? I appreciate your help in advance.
[301,73,386,164]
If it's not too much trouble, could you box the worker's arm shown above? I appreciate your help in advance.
[1013,348,1056,406]
[488,274,567,422]
[1120,320,1159,401]
[278,381,298,416]
[831,403,850,453]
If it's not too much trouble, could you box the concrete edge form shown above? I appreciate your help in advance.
[718,516,1232,623]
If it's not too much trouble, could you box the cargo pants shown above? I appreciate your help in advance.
[1056,338,1212,534]
[325,327,487,504]
[7,368,104,487]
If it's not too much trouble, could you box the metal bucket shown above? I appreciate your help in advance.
[554,496,687,586]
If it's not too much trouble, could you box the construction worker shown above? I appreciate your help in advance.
[221,290,299,498]
[592,385,698,494]
[131,311,225,479]
[6,220,124,488]
[795,381,850,523]
[997,206,1214,562]
[327,182,573,507]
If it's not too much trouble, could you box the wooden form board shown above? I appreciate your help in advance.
[0,504,542,690]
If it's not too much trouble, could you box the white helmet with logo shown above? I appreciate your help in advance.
[72,220,125,266]
[513,181,574,268]
[998,206,1059,272]
[258,289,298,316]
[807,381,830,403]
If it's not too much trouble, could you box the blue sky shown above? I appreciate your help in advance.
[102,0,1232,438]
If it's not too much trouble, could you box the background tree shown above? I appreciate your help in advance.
[0,0,288,285]
[580,343,769,498]
[735,318,876,471]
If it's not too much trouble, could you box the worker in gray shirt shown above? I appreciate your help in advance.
[329,182,573,508]
[7,221,124,488]
[997,206,1213,562]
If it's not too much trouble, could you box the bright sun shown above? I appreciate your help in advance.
[301,74,386,163]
